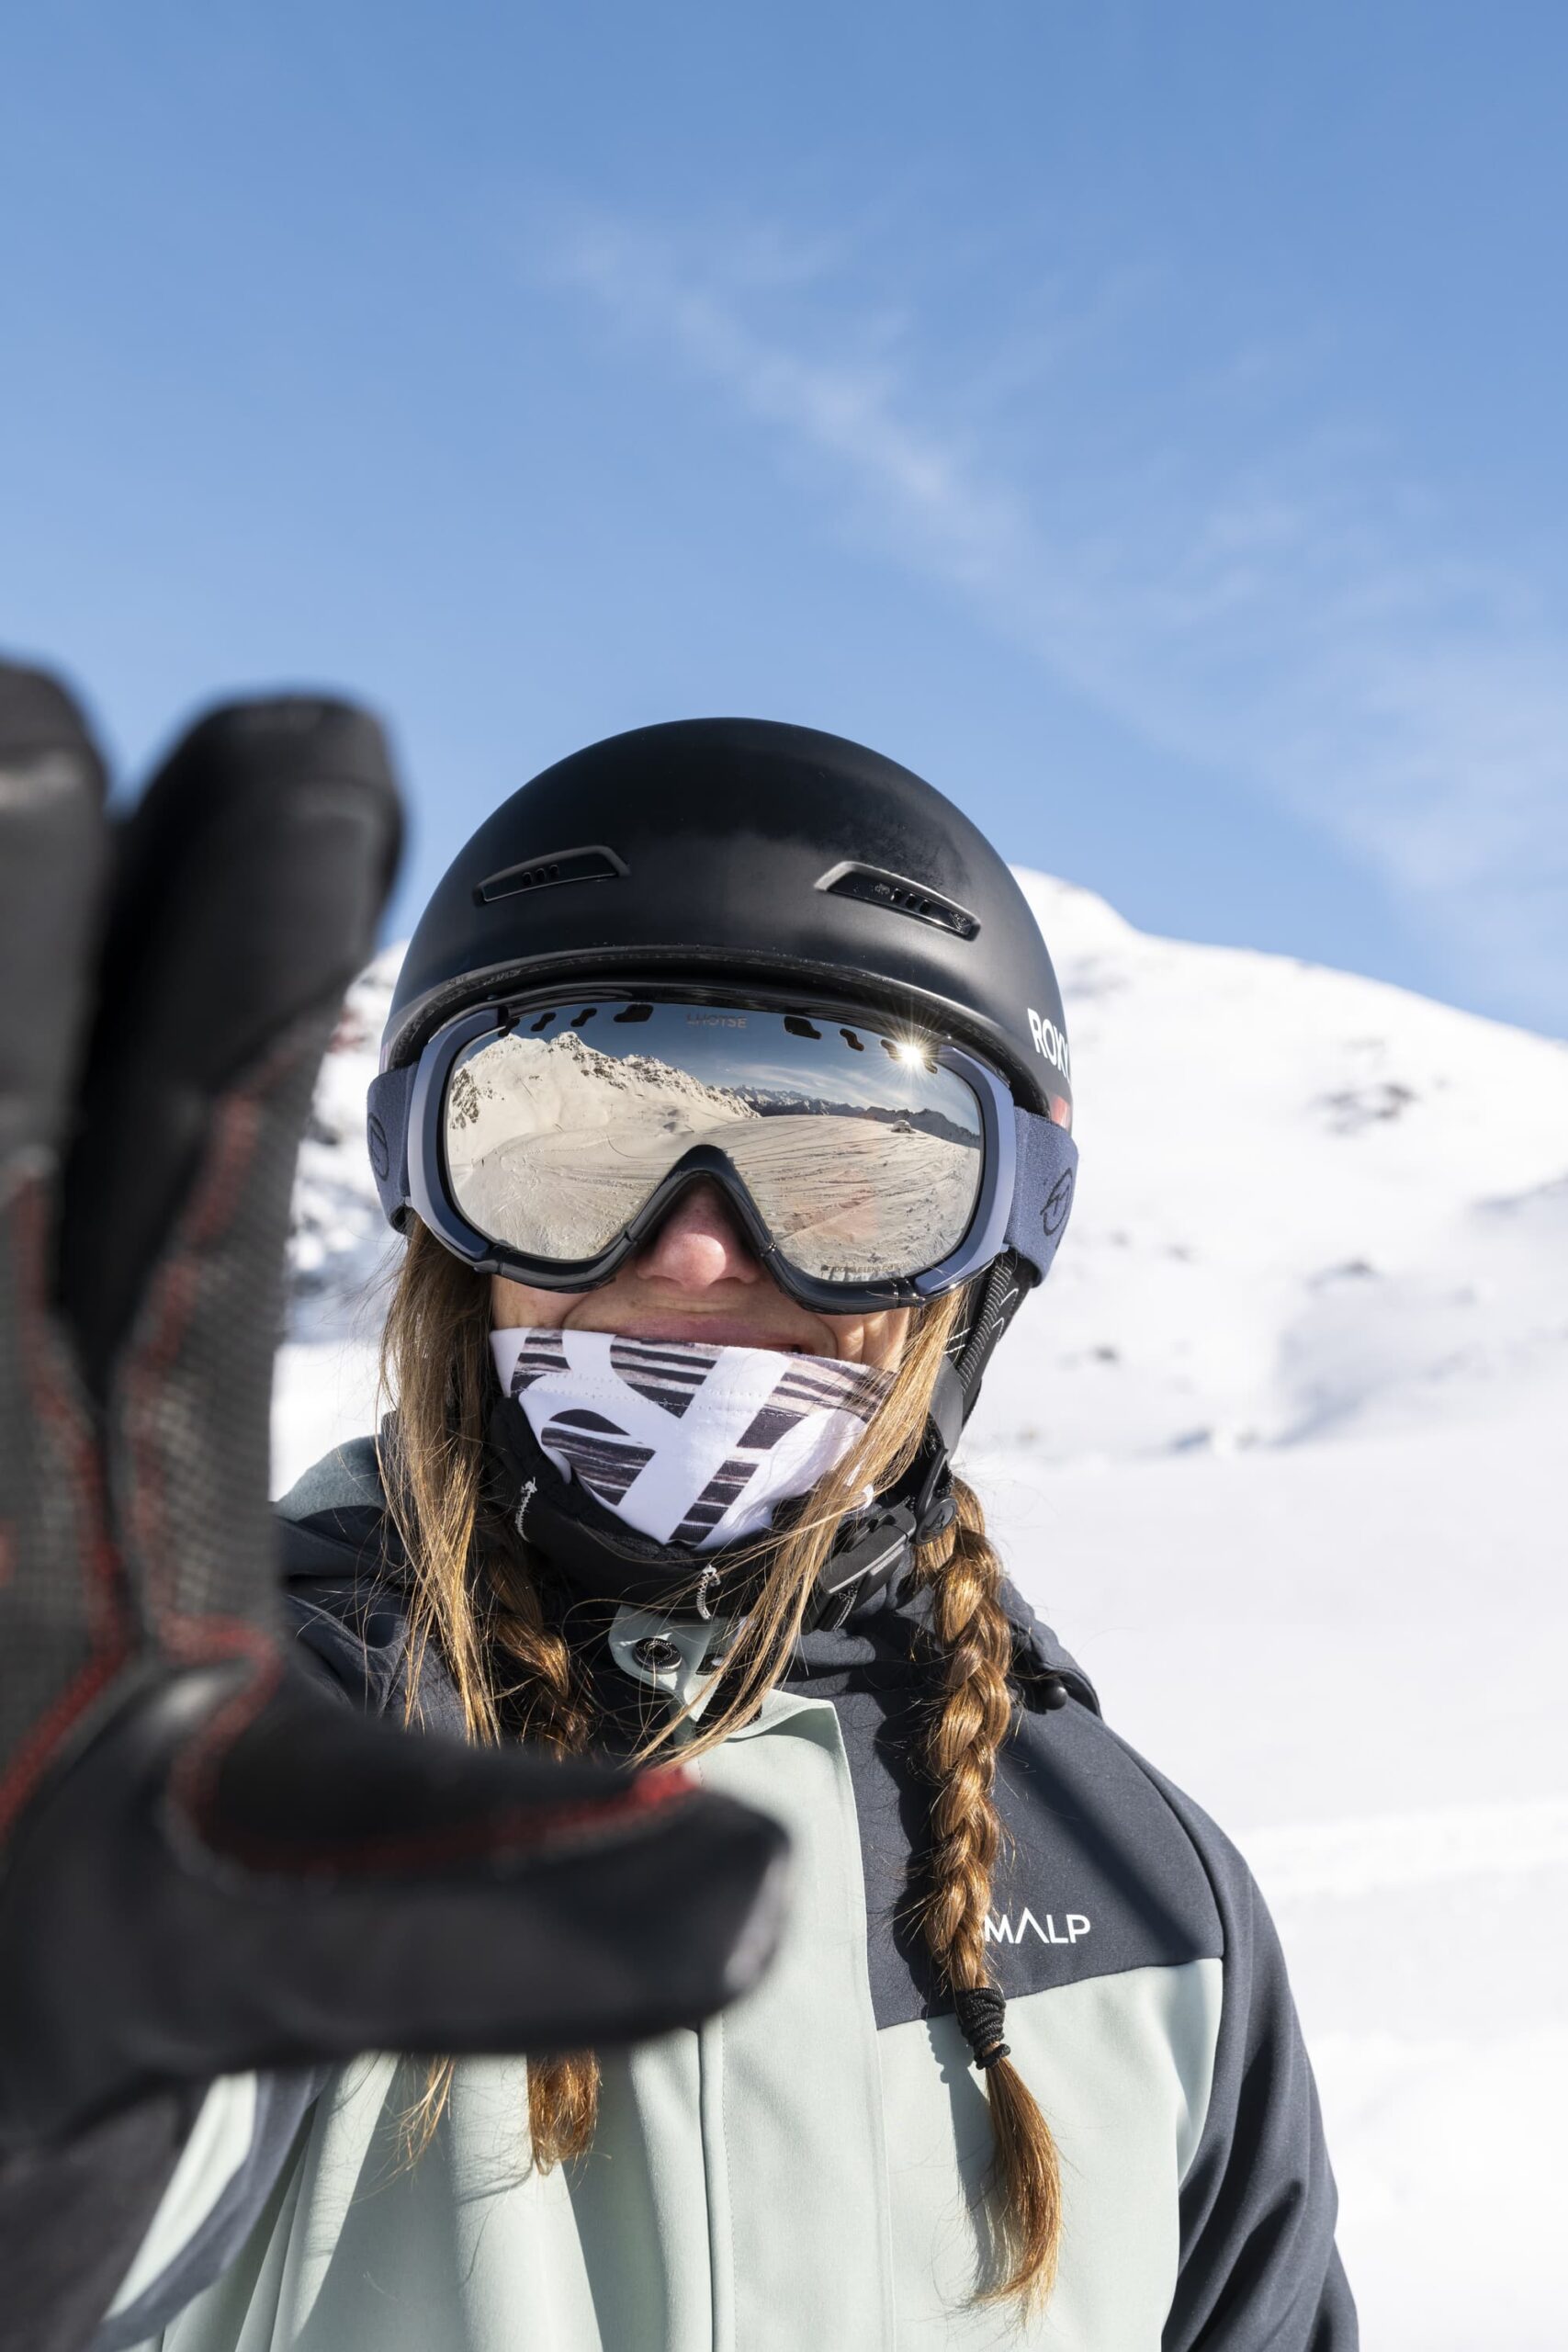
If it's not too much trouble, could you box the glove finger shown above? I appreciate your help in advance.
[58,697,402,1663]
[0,662,107,1182]
[0,663,122,1839]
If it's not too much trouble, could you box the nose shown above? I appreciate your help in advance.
[637,1181,761,1291]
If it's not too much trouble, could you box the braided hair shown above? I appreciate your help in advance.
[915,1478,1063,2305]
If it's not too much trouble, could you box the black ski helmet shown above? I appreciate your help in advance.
[382,718,1073,1129]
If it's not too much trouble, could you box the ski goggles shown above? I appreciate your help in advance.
[367,986,1077,1311]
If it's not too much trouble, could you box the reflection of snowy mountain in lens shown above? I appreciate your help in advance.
[446,1026,977,1277]
[449,1025,760,1154]
[446,1027,755,1259]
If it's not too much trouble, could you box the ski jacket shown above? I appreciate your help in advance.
[96,1440,1354,2352]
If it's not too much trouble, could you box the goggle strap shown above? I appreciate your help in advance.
[952,1252,1027,1379]
[1004,1108,1078,1283]
[367,1062,416,1227]
[928,1360,965,1457]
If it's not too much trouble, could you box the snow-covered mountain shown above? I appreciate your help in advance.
[987,871,1568,1458]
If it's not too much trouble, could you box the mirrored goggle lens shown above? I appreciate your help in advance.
[442,998,987,1284]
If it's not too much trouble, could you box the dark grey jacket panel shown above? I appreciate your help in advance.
[6,2092,196,2352]
[1149,1763,1355,2352]
[277,1436,465,1734]
[818,1665,1224,2030]
[90,2073,325,2352]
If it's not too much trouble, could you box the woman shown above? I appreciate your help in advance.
[99,718,1352,2349]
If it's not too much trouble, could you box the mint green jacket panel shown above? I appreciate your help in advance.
[878,1964,1223,2348]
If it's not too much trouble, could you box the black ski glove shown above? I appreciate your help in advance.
[0,661,787,2152]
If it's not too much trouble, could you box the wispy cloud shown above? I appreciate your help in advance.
[546,215,1568,1031]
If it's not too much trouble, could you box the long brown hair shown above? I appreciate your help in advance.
[378,1219,1061,2308]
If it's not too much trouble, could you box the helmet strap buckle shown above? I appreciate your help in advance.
[807,1402,957,1633]
[807,1502,919,1633]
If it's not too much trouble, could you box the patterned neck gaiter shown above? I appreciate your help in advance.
[490,1327,892,1552]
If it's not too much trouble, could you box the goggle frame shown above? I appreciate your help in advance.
[403,980,1022,1313]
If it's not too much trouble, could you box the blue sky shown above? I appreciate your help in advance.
[4,2,1565,1033]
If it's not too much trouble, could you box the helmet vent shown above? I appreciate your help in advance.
[474,843,627,905]
[816,859,980,941]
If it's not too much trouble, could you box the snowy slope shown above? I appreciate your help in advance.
[981,871,1568,1461]
[276,885,1567,2351]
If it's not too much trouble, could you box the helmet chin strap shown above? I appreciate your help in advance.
[481,1250,1034,1636]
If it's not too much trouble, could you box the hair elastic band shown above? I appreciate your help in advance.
[953,1984,1010,2071]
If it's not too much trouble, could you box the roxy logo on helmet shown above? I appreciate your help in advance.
[1026,1007,1070,1080]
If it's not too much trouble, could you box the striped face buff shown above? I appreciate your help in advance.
[490,1327,892,1552]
